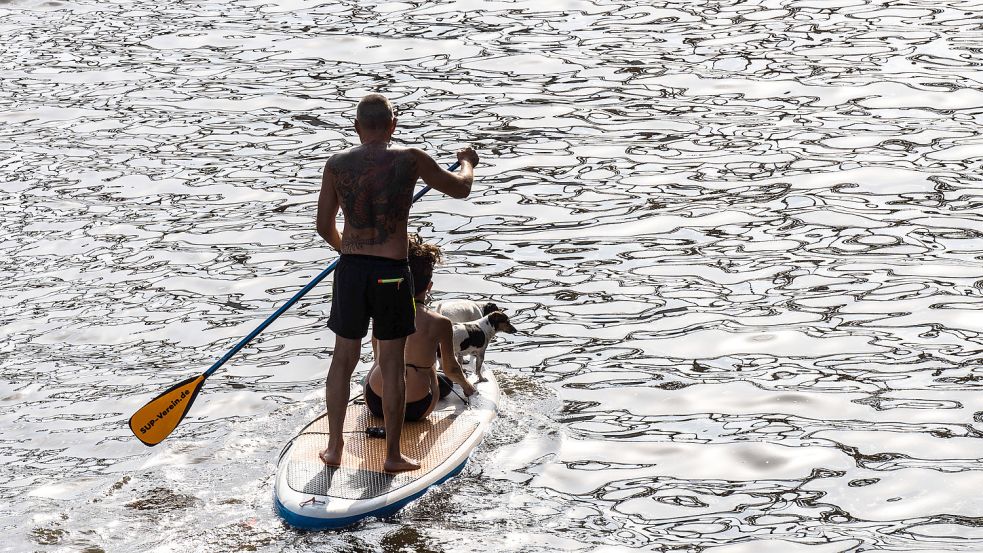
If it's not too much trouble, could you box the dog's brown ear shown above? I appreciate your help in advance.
[483,302,500,316]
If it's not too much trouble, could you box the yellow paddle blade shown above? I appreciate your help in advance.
[128,374,207,446]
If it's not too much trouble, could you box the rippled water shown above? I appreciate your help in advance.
[3,0,983,551]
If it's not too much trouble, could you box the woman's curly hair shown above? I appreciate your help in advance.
[408,233,443,295]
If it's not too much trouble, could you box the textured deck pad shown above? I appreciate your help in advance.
[286,398,480,500]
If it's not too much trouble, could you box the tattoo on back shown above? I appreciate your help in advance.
[328,149,418,248]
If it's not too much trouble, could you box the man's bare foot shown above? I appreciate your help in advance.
[383,456,420,473]
[319,447,343,467]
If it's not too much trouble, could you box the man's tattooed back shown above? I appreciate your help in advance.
[326,145,419,254]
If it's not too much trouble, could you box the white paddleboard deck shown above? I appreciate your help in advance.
[274,370,499,529]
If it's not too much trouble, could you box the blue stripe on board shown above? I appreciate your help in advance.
[275,459,469,530]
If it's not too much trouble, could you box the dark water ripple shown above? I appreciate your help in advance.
[3,0,983,551]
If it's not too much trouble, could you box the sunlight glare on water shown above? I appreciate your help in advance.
[2,0,983,551]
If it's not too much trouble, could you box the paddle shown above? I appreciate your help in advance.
[128,161,462,446]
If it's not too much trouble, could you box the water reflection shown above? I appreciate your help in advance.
[2,0,983,551]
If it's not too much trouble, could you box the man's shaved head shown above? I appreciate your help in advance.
[356,94,395,131]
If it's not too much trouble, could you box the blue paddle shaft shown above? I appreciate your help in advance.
[203,160,463,378]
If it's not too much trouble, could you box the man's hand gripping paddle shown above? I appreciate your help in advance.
[128,161,461,446]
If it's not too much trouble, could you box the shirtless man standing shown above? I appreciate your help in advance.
[315,94,478,472]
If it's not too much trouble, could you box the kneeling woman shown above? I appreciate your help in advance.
[364,235,475,421]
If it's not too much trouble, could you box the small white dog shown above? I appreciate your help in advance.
[436,301,515,382]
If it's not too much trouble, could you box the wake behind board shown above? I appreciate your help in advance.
[274,370,499,529]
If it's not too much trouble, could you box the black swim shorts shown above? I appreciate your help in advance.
[327,254,416,340]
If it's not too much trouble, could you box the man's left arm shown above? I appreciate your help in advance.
[315,159,342,250]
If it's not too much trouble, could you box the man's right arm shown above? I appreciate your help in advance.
[412,147,478,199]
[315,159,343,251]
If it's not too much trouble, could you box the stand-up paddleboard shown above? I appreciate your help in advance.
[274,370,499,529]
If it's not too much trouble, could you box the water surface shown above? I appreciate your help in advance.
[2,0,983,551]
